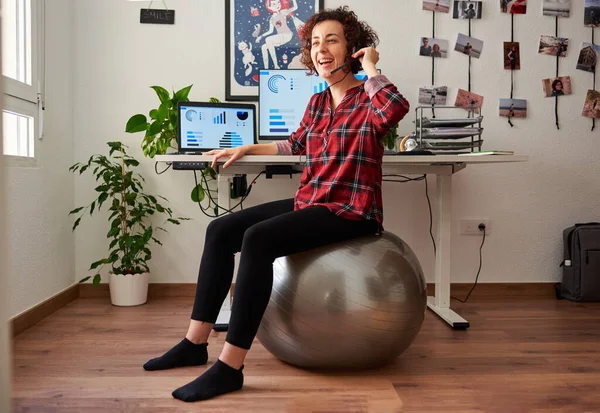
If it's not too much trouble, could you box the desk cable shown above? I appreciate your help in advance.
[193,169,266,218]
[423,175,485,303]
[452,225,485,304]
[155,161,172,175]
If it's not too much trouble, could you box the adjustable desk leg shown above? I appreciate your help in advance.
[426,173,470,329]
[213,173,232,331]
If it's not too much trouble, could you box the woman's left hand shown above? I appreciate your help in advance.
[352,47,379,68]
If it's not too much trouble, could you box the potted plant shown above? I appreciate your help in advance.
[125,85,219,209]
[69,141,188,306]
[383,123,400,152]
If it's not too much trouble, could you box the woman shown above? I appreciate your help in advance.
[143,6,410,402]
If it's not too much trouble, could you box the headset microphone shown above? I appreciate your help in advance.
[329,57,359,75]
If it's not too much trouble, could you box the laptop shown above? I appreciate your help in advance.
[177,101,257,153]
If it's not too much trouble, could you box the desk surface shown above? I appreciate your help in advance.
[156,154,528,165]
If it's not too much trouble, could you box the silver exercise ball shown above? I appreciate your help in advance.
[256,231,427,369]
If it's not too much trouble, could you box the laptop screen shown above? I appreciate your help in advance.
[177,102,256,152]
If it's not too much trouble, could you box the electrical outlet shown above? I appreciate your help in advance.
[460,219,491,235]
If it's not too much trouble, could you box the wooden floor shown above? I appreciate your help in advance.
[10,293,600,413]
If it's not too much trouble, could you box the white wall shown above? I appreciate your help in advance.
[73,0,600,285]
[6,0,75,317]
[1,30,13,412]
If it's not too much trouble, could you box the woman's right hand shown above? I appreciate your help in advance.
[203,146,249,169]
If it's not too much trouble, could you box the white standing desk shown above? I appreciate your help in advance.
[156,154,528,329]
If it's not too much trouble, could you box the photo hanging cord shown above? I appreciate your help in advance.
[467,18,472,93]
[591,28,596,131]
[554,16,560,130]
[146,0,168,10]
[508,14,515,127]
[431,11,437,118]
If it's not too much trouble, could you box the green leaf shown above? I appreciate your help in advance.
[155,204,165,213]
[149,109,159,120]
[167,218,180,225]
[111,218,121,229]
[157,101,169,122]
[79,276,91,283]
[191,184,204,203]
[173,84,193,104]
[89,259,106,270]
[90,201,96,215]
[98,192,109,208]
[148,120,162,136]
[126,115,148,133]
[124,159,140,168]
[151,86,170,103]
[69,206,84,215]
[208,97,220,103]
[214,206,219,216]
[93,274,102,287]
[107,141,124,156]
[143,227,153,242]
[126,193,137,205]
[107,226,120,238]
[205,167,217,180]
[95,184,109,192]
[72,217,81,231]
[151,237,163,246]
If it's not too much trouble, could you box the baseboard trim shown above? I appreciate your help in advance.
[10,284,79,337]
[425,282,556,299]
[79,282,557,300]
[12,282,556,337]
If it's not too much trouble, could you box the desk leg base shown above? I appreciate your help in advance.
[213,309,230,332]
[427,296,470,329]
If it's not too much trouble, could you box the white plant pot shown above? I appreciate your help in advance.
[109,272,149,306]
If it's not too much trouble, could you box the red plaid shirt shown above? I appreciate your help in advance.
[275,75,410,231]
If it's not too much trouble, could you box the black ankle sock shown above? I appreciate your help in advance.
[172,359,244,402]
[143,338,208,371]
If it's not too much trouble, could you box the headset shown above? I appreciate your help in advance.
[330,27,368,75]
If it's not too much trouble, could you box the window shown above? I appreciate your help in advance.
[2,0,43,161]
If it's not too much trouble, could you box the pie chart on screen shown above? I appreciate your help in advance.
[185,110,197,122]
[237,111,249,121]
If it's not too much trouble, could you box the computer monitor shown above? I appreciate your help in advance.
[177,101,256,153]
[258,69,378,140]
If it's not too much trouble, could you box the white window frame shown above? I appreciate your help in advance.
[2,0,44,167]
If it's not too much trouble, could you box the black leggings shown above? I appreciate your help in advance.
[191,198,378,350]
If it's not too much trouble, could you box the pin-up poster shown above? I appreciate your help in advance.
[226,0,323,101]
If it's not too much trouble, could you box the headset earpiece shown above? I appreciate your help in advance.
[350,44,362,74]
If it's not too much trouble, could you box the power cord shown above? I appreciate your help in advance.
[193,169,265,218]
[424,175,436,256]
[383,174,426,183]
[452,223,485,303]
[155,161,172,175]
[421,174,483,303]
[384,174,436,255]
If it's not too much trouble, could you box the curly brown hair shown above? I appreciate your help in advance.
[298,6,379,75]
